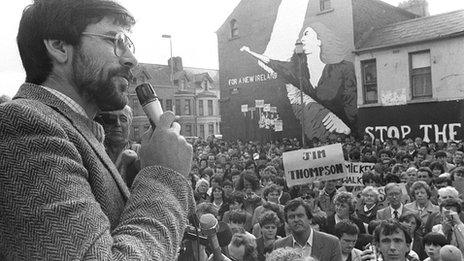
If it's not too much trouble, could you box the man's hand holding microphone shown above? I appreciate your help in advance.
[136,83,192,177]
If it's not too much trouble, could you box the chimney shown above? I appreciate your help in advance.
[398,0,429,17]
[168,56,183,73]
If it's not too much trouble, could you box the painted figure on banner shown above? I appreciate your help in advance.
[241,21,357,141]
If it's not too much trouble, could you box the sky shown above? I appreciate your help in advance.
[1,0,464,97]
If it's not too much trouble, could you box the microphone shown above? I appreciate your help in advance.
[200,214,227,261]
[135,83,163,128]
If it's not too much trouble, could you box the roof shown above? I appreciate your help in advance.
[356,9,464,52]
[132,62,219,87]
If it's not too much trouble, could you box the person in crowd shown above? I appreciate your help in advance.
[405,181,440,235]
[0,0,195,259]
[377,183,414,220]
[360,219,419,261]
[96,105,140,187]
[440,245,463,261]
[417,167,439,204]
[222,191,253,232]
[223,179,235,201]
[230,169,242,188]
[356,186,380,224]
[210,186,228,219]
[453,151,464,167]
[399,213,425,260]
[207,174,223,196]
[228,210,256,240]
[195,178,210,204]
[274,198,342,261]
[422,232,449,261]
[274,176,292,205]
[423,186,462,235]
[252,184,283,225]
[362,171,382,187]
[265,247,305,261]
[334,220,362,261]
[432,198,464,253]
[430,161,446,178]
[436,150,456,173]
[323,191,366,235]
[434,176,453,190]
[236,170,264,215]
[315,179,338,217]
[451,167,464,197]
[256,211,281,261]
[228,232,258,261]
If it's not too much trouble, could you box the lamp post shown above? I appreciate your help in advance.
[294,39,306,148]
[162,34,173,85]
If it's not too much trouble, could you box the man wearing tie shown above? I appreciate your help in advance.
[274,198,342,261]
[377,183,413,220]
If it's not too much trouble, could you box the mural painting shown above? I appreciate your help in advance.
[239,0,357,142]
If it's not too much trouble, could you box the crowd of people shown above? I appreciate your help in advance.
[178,133,464,261]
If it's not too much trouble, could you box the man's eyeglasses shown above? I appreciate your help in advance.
[81,32,135,57]
[95,113,119,125]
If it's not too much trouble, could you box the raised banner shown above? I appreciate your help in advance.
[340,162,375,186]
[283,143,346,187]
[255,100,265,108]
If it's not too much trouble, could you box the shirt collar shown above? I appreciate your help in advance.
[390,204,403,215]
[292,228,313,248]
[41,86,88,118]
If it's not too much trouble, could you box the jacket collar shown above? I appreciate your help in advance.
[14,83,130,200]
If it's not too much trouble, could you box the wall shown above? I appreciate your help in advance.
[356,36,464,106]
[355,36,464,142]
[217,0,356,142]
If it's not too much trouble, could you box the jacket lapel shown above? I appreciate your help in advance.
[312,230,322,257]
[14,84,130,201]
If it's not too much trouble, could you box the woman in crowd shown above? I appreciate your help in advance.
[430,161,445,178]
[356,186,380,225]
[222,191,253,232]
[432,198,464,253]
[422,232,449,261]
[322,191,366,235]
[252,184,283,225]
[194,178,210,204]
[255,211,281,261]
[236,170,264,215]
[210,186,229,220]
[405,181,440,236]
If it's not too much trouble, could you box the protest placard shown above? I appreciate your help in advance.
[340,162,375,186]
[283,143,346,187]
[255,100,264,108]
[241,104,248,112]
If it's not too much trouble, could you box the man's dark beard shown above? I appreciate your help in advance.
[72,49,129,112]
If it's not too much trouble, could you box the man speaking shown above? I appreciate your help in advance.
[0,0,195,260]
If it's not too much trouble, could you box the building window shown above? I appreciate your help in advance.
[132,96,142,115]
[208,123,214,136]
[230,19,239,38]
[184,124,192,136]
[208,100,213,116]
[200,124,205,139]
[320,0,331,11]
[361,59,378,104]
[166,99,173,111]
[184,99,191,115]
[175,99,181,115]
[410,50,432,99]
[199,100,204,116]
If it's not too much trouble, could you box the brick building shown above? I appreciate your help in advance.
[127,57,221,141]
